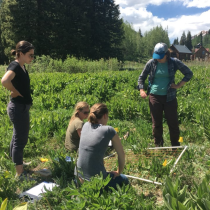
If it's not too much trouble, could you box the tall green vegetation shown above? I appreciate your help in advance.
[0,0,171,64]
[192,30,210,49]
[121,22,145,62]
[186,31,192,50]
[179,31,187,45]
[203,32,210,49]
[173,37,179,45]
[0,0,124,62]
[143,25,170,57]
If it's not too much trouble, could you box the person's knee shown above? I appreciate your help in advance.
[120,174,129,185]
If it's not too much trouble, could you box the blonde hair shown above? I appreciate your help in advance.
[88,103,108,124]
[69,102,89,124]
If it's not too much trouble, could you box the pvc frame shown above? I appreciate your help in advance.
[104,146,188,185]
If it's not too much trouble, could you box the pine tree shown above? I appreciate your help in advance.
[0,0,124,61]
[143,25,170,57]
[180,31,186,45]
[200,32,203,46]
[138,28,143,37]
[121,21,145,61]
[186,31,192,51]
[85,0,124,60]
[173,38,179,45]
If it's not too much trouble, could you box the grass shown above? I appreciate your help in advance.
[1,61,210,209]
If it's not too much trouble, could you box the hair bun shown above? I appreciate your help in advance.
[11,49,16,56]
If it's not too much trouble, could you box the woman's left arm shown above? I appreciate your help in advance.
[171,59,193,89]
[111,133,125,178]
[77,128,82,137]
[170,81,186,89]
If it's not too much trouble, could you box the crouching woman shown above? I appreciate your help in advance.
[75,103,129,190]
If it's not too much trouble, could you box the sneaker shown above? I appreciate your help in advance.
[23,161,32,166]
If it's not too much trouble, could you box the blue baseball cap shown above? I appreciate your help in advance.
[153,43,168,59]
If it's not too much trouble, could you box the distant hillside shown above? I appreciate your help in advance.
[192,30,210,49]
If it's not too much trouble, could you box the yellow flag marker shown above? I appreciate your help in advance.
[162,159,167,167]
[40,158,49,162]
[114,128,119,132]
[179,137,183,142]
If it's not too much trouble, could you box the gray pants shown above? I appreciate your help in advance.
[7,101,31,165]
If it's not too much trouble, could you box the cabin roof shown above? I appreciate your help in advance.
[171,45,192,54]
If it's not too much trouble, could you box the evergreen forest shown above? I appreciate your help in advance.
[0,0,170,64]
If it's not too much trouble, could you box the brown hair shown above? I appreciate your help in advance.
[165,49,171,59]
[88,103,108,124]
[69,101,89,124]
[11,40,34,58]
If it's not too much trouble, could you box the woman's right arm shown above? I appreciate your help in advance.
[1,70,22,97]
[111,133,125,178]
[138,60,153,98]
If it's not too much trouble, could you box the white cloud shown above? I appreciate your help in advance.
[117,1,210,43]
[183,0,210,8]
[115,0,210,8]
[115,0,175,7]
[161,11,210,41]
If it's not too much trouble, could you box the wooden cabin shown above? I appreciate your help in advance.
[193,46,210,61]
[169,44,192,60]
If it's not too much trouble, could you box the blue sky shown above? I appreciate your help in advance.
[115,0,210,43]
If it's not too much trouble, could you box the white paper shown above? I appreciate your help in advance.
[19,182,58,202]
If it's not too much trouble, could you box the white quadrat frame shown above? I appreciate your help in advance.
[104,145,188,186]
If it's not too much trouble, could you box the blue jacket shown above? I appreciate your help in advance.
[138,58,193,102]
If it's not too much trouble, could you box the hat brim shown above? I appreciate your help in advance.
[153,53,165,59]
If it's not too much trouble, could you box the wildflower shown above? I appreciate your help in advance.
[114,128,119,132]
[179,137,183,142]
[162,159,167,167]
[40,158,49,162]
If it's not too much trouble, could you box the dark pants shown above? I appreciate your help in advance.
[74,173,129,191]
[104,173,129,191]
[149,94,180,146]
[7,101,31,165]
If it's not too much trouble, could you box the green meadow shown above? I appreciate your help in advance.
[1,59,210,209]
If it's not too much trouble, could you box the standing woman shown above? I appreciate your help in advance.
[75,103,129,190]
[1,41,34,177]
[138,43,193,147]
[65,102,90,153]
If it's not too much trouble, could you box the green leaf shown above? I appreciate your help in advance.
[202,198,210,210]
[13,202,28,210]
[178,185,188,203]
[0,198,8,210]
[164,194,176,210]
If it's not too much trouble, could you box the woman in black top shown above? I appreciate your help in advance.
[1,41,34,178]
